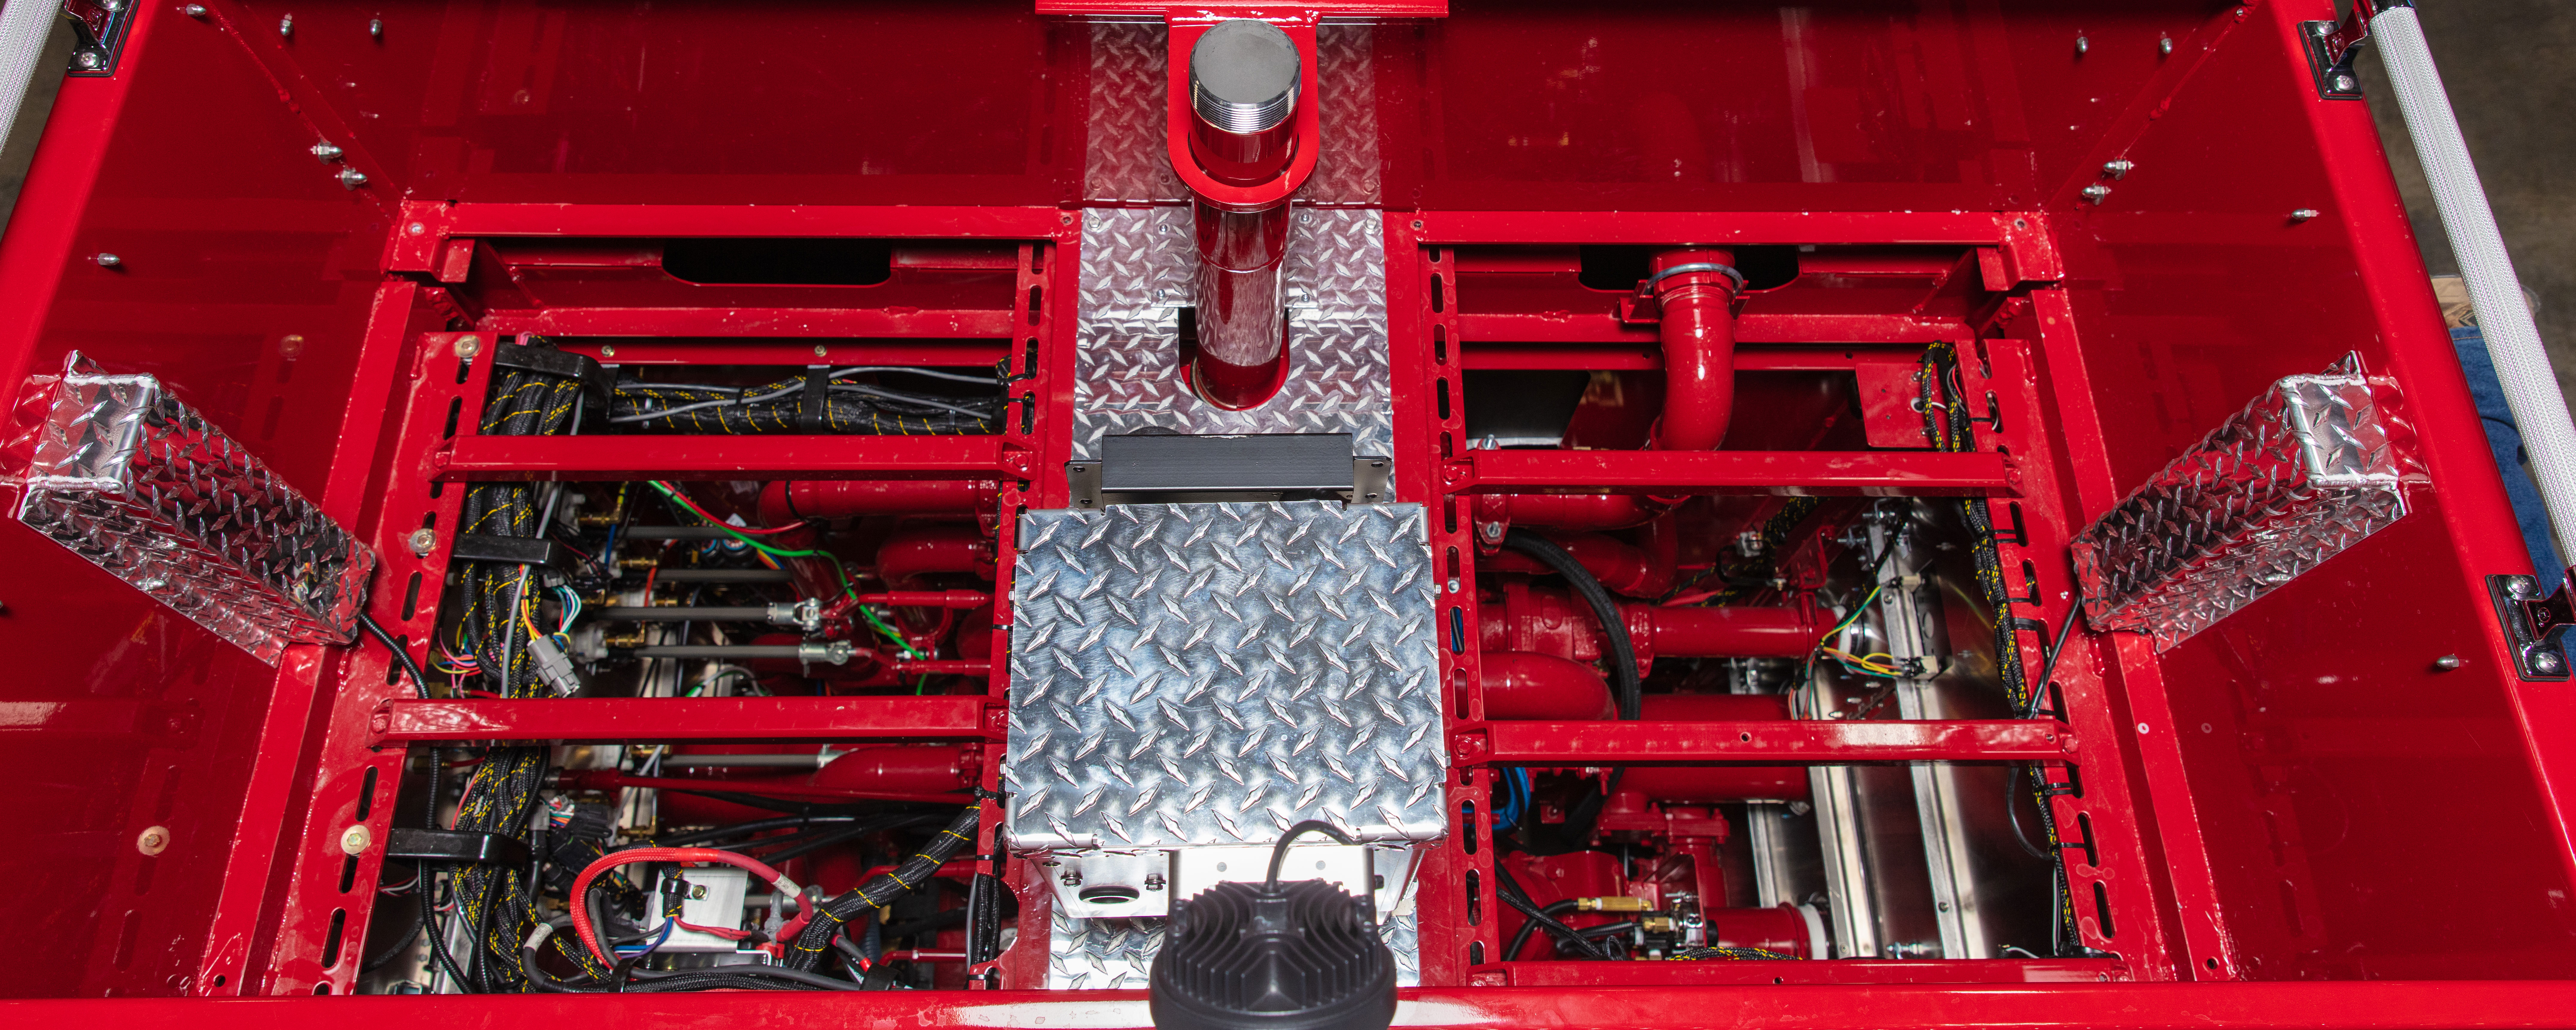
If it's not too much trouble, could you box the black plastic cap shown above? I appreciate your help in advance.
[1149,880,1396,1030]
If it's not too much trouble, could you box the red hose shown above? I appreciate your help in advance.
[567,847,802,966]
[1651,247,1739,451]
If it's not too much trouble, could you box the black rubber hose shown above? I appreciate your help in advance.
[785,802,985,971]
[1500,529,1639,720]
[358,612,433,700]
[654,815,821,847]
[1501,898,1580,962]
[1574,919,1638,940]
[1491,861,1608,960]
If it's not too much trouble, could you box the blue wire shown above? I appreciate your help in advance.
[615,918,677,958]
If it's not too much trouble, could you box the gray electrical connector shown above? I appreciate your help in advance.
[525,633,583,696]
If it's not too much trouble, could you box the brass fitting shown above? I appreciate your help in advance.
[1575,896,1651,912]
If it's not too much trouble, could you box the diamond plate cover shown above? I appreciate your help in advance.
[2072,359,2414,650]
[1048,908,1418,990]
[1004,501,1445,850]
[12,353,375,663]
[1073,207,1390,461]
[1084,23,1379,207]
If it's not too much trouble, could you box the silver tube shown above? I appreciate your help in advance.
[2374,6,2576,566]
[0,0,58,160]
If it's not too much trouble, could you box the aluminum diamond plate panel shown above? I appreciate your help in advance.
[1004,501,1445,850]
[1072,207,1391,461]
[11,352,375,664]
[1047,909,1419,990]
[2072,357,2416,650]
[1083,23,1380,206]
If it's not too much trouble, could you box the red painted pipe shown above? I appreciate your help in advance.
[855,590,989,610]
[1481,651,1616,720]
[808,744,983,795]
[1184,20,1301,411]
[1480,583,1817,668]
[1479,522,1681,599]
[1619,694,1810,802]
[876,526,996,587]
[1651,247,1740,451]
[1475,493,1664,532]
[758,479,998,525]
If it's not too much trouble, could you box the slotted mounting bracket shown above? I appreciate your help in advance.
[63,0,134,76]
[2490,572,2575,681]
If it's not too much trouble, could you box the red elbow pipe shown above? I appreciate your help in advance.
[1480,651,1616,720]
[759,479,999,525]
[1479,527,1677,599]
[1651,247,1740,451]
[875,526,996,587]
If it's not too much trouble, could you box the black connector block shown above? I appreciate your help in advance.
[450,533,566,568]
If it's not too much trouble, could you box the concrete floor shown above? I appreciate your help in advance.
[0,4,2565,397]
[2358,0,2576,414]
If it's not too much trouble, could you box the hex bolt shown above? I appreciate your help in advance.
[74,50,102,70]
[2537,651,2567,676]
[454,334,482,358]
[813,344,828,358]
[2432,654,2464,672]
[2102,158,2134,179]
[95,253,121,268]
[279,14,293,38]
[338,167,369,189]
[184,4,206,16]
[599,344,617,358]
[370,17,384,40]
[2160,36,2174,55]
[311,141,344,163]
[407,529,438,557]
[338,824,372,857]
[2334,73,2357,92]
[407,222,428,236]
[2081,184,2111,204]
[2074,35,2089,56]
[136,825,171,857]
[1446,577,1461,593]
[2290,208,2321,223]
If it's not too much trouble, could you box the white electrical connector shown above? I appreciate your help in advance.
[526,633,583,696]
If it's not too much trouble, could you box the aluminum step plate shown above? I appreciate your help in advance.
[1003,501,1446,851]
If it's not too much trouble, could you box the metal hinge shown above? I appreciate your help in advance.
[63,0,133,76]
[2489,573,2574,680]
[2301,0,2409,100]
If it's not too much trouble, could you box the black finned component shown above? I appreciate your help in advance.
[1148,879,1396,1030]
[966,872,1006,965]
[1101,432,1354,493]
[493,341,612,402]
[386,827,534,866]
[451,533,566,568]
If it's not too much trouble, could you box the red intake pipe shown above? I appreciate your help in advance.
[1621,694,1809,802]
[875,526,996,587]
[1479,521,1681,599]
[1480,582,1820,672]
[1480,651,1616,720]
[759,479,999,524]
[1650,247,1741,451]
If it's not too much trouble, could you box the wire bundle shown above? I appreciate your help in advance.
[608,368,1001,435]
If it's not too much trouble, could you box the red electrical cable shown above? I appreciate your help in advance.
[567,847,803,966]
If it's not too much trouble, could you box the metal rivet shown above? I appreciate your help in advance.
[2102,158,2134,179]
[2081,184,2111,204]
[407,529,438,556]
[184,3,205,16]
[137,826,171,856]
[2537,651,2567,675]
[407,222,427,236]
[600,344,617,358]
[2289,208,2321,223]
[370,17,384,40]
[813,345,828,358]
[95,253,122,267]
[1446,578,1461,593]
[2160,36,2174,55]
[2075,35,2089,55]
[311,141,343,163]
[74,50,103,69]
[453,334,482,357]
[338,167,368,189]
[279,14,293,37]
[2433,654,2463,671]
[2334,73,2357,92]
[339,824,372,856]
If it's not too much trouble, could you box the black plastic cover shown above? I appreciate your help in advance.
[1148,880,1395,1030]
[451,533,566,568]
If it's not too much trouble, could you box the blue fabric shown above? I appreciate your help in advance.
[2451,325,2565,584]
